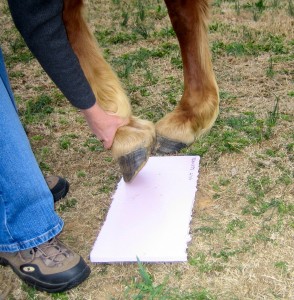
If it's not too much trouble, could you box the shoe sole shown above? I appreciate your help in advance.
[0,257,91,293]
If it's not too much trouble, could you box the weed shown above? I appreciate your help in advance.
[271,0,279,8]
[9,70,25,78]
[255,0,266,12]
[186,112,270,156]
[219,90,237,102]
[252,231,273,243]
[31,135,44,141]
[58,134,78,150]
[187,95,282,157]
[274,261,288,273]
[247,175,271,200]
[219,177,230,186]
[264,96,279,138]
[212,31,288,57]
[235,0,241,15]
[126,258,169,299]
[189,252,224,273]
[212,0,222,8]
[113,43,178,79]
[170,54,183,69]
[59,136,71,150]
[154,26,176,38]
[77,170,86,178]
[110,32,138,44]
[133,23,148,39]
[5,36,34,66]
[97,174,118,195]
[121,10,129,27]
[226,218,246,233]
[83,137,103,152]
[212,248,244,262]
[21,94,54,124]
[51,293,69,300]
[266,55,275,77]
[57,198,77,213]
[242,0,266,21]
[144,68,158,84]
[125,258,216,299]
[195,226,216,235]
[39,161,51,172]
[21,284,38,299]
[288,0,294,16]
[277,172,292,185]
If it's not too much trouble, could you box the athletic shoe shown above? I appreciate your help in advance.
[0,237,90,293]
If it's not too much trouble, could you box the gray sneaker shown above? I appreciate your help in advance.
[0,237,90,293]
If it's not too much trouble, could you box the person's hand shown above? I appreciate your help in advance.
[80,103,129,149]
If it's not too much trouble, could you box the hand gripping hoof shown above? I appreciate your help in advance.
[155,135,188,154]
[117,147,149,182]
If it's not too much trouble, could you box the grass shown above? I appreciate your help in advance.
[125,258,217,299]
[0,0,293,299]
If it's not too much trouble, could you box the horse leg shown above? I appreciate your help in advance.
[156,0,219,153]
[62,0,155,182]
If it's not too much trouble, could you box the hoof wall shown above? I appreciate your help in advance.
[117,148,149,182]
[155,136,188,154]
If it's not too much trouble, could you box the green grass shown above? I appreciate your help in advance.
[4,36,34,66]
[185,96,282,157]
[186,112,271,155]
[1,0,293,299]
[189,252,224,273]
[112,43,179,78]
[226,218,246,233]
[57,198,78,213]
[20,94,54,124]
[125,258,217,300]
[242,171,293,217]
[95,29,138,46]
[211,34,289,56]
[83,137,104,152]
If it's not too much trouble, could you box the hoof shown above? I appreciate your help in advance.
[155,135,188,154]
[117,148,149,182]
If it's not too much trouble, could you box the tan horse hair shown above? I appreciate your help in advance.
[63,0,219,157]
[63,0,156,159]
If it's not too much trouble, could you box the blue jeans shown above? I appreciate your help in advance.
[0,48,63,252]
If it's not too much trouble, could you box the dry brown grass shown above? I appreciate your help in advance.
[0,0,293,299]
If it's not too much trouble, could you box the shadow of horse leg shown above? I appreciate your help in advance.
[156,0,219,154]
[63,0,155,182]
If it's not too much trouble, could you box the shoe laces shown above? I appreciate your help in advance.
[19,238,71,267]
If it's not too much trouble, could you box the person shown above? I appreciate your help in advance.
[0,0,128,293]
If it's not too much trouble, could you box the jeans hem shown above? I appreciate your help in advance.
[0,219,64,252]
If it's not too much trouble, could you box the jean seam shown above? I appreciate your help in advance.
[0,221,63,252]
[0,194,15,242]
[19,222,63,247]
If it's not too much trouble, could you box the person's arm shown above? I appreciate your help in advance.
[8,0,95,110]
[8,0,128,148]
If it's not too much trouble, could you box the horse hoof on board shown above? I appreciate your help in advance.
[112,117,156,182]
[155,135,188,154]
[117,147,149,182]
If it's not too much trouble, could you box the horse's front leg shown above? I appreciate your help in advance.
[156,0,219,153]
[63,0,155,182]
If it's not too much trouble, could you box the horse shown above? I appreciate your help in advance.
[62,0,219,182]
